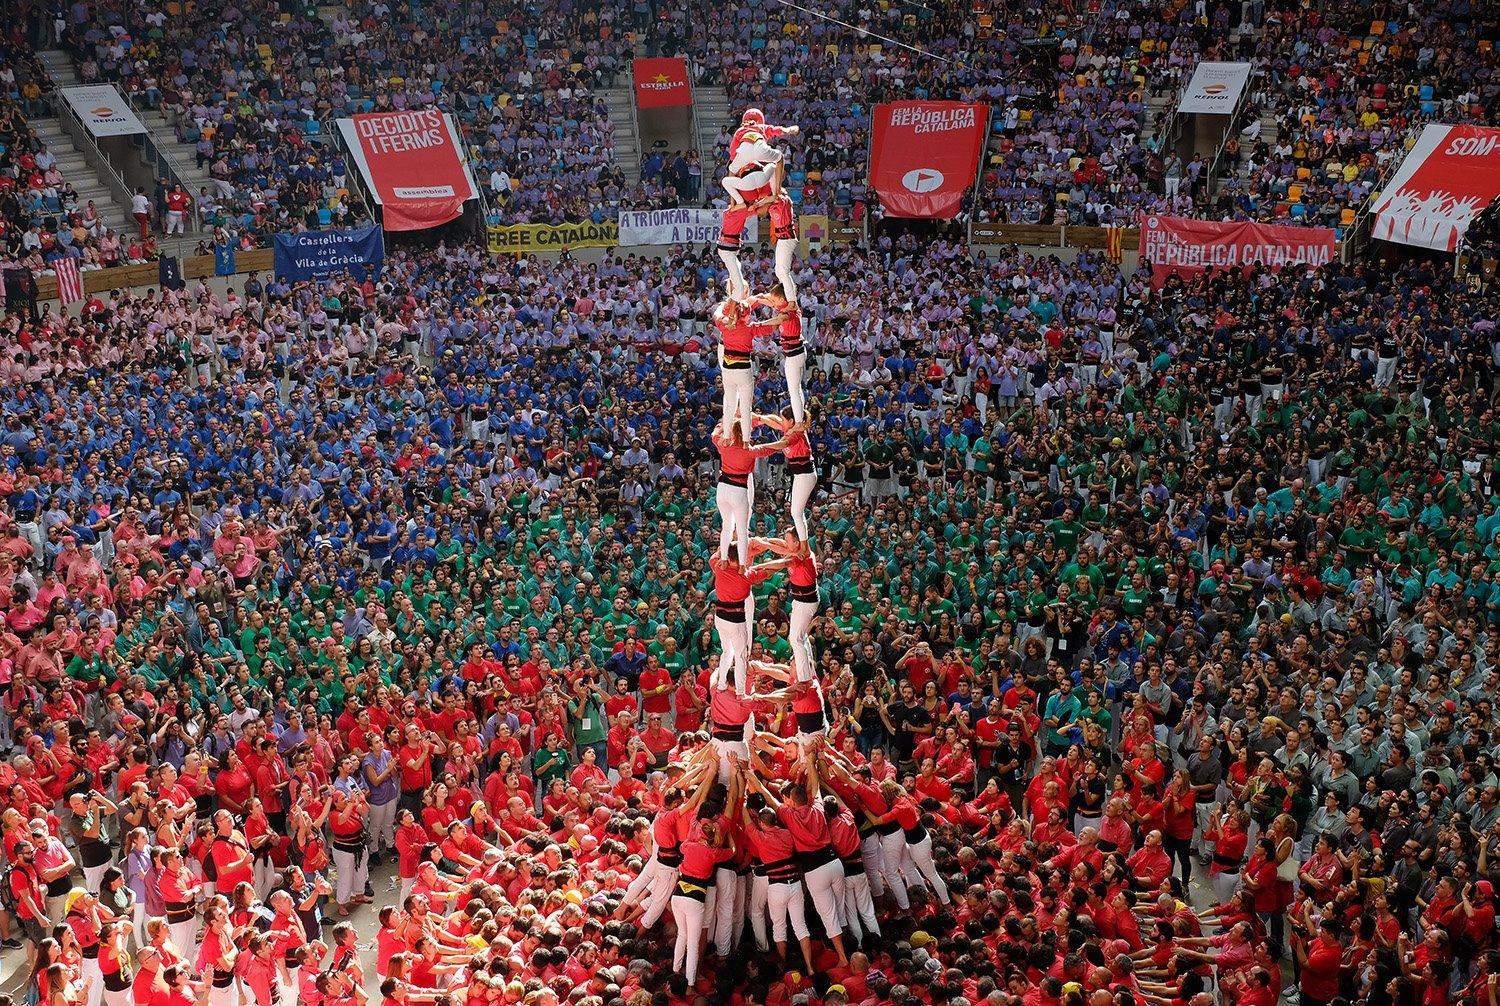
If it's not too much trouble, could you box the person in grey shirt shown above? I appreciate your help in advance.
[1138,665,1176,744]
[1315,750,1361,808]
[1347,728,1383,780]
[362,734,401,865]
[1186,735,1224,855]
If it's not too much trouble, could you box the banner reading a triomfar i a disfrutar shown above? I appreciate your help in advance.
[618,208,755,246]
[336,110,479,231]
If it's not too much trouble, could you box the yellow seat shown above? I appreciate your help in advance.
[1287,183,1304,202]
[1340,207,1356,226]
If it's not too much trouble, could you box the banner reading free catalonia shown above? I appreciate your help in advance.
[486,220,619,254]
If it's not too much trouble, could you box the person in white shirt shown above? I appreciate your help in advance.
[131,189,152,238]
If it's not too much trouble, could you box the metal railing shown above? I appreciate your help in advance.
[121,90,202,233]
[1340,125,1421,263]
[968,103,996,223]
[47,90,134,212]
[687,55,703,167]
[323,116,381,229]
[1206,69,1257,195]
[452,115,495,231]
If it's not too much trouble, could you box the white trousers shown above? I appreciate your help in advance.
[82,956,103,1006]
[712,736,750,784]
[368,798,399,854]
[789,598,818,682]
[82,860,112,895]
[861,833,886,900]
[639,864,680,928]
[750,875,811,947]
[775,238,797,301]
[103,989,133,1006]
[711,868,746,955]
[877,830,911,909]
[718,248,748,301]
[278,967,300,1006]
[207,981,238,1006]
[131,902,147,950]
[671,894,708,984]
[169,918,198,958]
[783,350,807,424]
[254,855,276,899]
[622,854,663,907]
[1375,356,1397,387]
[719,356,755,442]
[724,166,776,201]
[842,870,880,944]
[1213,869,1240,905]
[332,846,368,905]
[712,614,751,693]
[789,471,816,542]
[906,833,950,905]
[716,479,754,565]
[803,858,844,938]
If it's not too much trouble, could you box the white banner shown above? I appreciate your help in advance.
[60,85,146,137]
[1177,62,1252,114]
[617,207,756,246]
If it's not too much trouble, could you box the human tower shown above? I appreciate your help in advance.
[612,109,952,989]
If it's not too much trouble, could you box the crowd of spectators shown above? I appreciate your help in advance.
[30,0,1497,242]
[0,36,155,274]
[0,229,1491,1005]
[57,0,646,236]
[1205,0,1498,231]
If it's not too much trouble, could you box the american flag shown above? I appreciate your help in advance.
[53,257,84,306]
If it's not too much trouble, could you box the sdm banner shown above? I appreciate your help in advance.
[486,221,619,254]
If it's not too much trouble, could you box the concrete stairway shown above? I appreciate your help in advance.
[30,52,135,236]
[29,117,135,236]
[694,84,734,198]
[35,49,77,88]
[602,89,641,185]
[135,104,213,201]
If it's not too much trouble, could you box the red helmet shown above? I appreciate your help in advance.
[741,107,765,126]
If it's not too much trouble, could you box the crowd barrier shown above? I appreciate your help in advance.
[32,220,1139,302]
[968,223,1142,251]
[37,248,274,302]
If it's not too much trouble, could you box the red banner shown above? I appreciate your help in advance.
[1371,124,1500,252]
[632,58,692,109]
[338,110,478,231]
[869,101,988,218]
[1140,214,1337,287]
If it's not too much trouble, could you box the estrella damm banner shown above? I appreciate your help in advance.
[486,221,620,254]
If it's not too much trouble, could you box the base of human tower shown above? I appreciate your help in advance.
[607,674,957,991]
